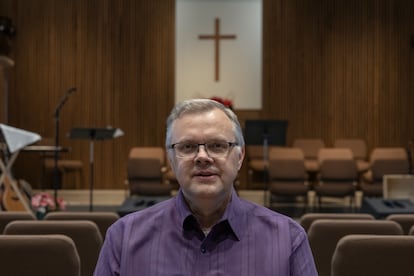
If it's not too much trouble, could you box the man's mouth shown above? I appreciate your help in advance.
[193,171,218,181]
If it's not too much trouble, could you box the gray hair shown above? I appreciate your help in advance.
[165,99,245,148]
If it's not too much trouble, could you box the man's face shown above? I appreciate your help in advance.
[168,108,244,202]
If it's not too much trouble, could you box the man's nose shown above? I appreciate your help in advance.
[195,144,211,159]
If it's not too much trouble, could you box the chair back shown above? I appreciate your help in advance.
[246,145,265,159]
[334,138,370,173]
[293,138,325,172]
[386,214,414,235]
[318,148,357,180]
[0,234,80,276]
[44,211,119,239]
[314,149,357,201]
[128,147,165,165]
[267,147,309,201]
[299,213,375,232]
[332,235,414,276]
[4,220,102,276]
[246,145,268,172]
[127,158,163,179]
[268,147,307,180]
[370,147,409,181]
[293,138,325,159]
[0,211,36,234]
[361,147,410,197]
[127,147,172,196]
[127,159,171,196]
[307,219,403,276]
[334,139,367,160]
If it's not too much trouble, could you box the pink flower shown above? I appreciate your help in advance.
[56,197,67,211]
[31,192,66,212]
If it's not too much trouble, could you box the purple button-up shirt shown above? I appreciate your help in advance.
[94,190,317,275]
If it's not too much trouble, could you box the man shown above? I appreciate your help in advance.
[94,99,317,275]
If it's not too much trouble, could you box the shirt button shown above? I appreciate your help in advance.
[201,246,207,254]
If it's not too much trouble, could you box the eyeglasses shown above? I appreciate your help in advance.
[169,141,238,159]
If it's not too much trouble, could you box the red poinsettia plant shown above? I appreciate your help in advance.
[210,96,233,109]
[31,192,66,219]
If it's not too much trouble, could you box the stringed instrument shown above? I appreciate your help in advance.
[0,175,31,212]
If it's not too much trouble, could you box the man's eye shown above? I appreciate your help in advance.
[208,142,227,151]
[181,143,196,150]
[211,143,224,148]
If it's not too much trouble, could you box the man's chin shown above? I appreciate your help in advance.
[190,183,222,197]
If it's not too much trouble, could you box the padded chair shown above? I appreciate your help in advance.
[126,147,172,196]
[44,211,119,239]
[246,145,266,171]
[334,138,370,173]
[299,212,375,232]
[314,148,358,206]
[246,145,269,189]
[361,147,410,197]
[4,220,102,276]
[129,146,165,165]
[292,138,325,173]
[0,234,80,276]
[39,137,83,189]
[163,158,179,189]
[267,147,309,206]
[307,219,403,276]
[332,234,414,276]
[0,211,36,234]
[386,214,414,235]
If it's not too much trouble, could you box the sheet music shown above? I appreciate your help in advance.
[0,124,41,153]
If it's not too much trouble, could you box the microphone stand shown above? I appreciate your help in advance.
[53,87,76,202]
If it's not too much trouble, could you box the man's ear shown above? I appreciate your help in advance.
[167,151,176,171]
[237,146,245,170]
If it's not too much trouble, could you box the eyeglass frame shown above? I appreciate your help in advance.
[168,141,239,159]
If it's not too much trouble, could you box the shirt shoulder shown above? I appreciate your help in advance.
[237,197,305,235]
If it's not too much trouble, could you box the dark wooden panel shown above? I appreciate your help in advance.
[1,0,175,190]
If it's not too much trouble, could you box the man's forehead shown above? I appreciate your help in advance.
[171,110,233,137]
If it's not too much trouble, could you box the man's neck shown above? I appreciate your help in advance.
[185,193,231,229]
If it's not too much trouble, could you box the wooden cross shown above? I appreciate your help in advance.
[198,18,237,82]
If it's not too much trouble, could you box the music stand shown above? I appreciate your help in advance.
[69,127,124,211]
[244,120,288,206]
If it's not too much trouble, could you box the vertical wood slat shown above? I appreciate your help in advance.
[0,0,413,189]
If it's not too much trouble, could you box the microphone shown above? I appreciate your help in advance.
[54,87,77,117]
[66,87,77,95]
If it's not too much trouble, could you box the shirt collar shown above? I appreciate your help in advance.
[176,188,245,240]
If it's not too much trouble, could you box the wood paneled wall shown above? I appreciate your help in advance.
[0,0,413,190]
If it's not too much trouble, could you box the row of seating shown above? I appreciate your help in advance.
[248,138,409,181]
[125,142,410,207]
[299,212,414,276]
[2,210,414,275]
[0,211,119,238]
[247,139,410,207]
[0,211,119,276]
